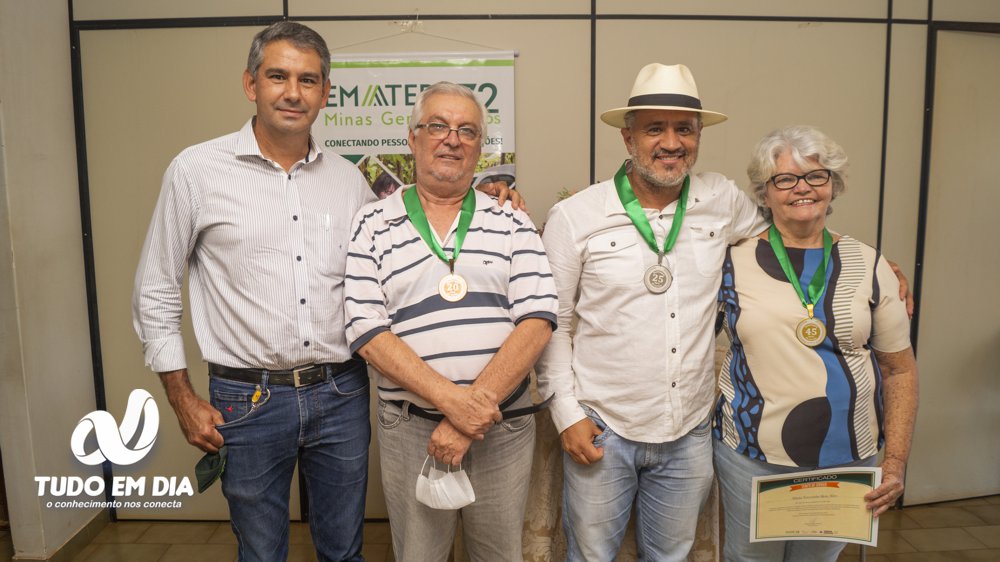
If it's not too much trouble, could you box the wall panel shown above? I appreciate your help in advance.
[934,0,1000,23]
[291,0,589,17]
[73,0,281,21]
[906,30,1000,504]
[881,24,926,282]
[597,0,884,18]
[0,0,102,557]
[894,0,929,21]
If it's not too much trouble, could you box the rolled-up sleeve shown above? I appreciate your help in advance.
[132,158,199,373]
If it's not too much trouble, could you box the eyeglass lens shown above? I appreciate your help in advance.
[771,170,831,189]
[421,122,479,141]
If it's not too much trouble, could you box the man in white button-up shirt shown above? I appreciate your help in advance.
[133,22,379,562]
[536,64,767,561]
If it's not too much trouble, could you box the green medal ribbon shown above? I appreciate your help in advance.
[403,185,477,273]
[613,160,689,261]
[767,224,833,318]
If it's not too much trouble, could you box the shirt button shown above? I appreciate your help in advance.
[709,231,715,237]
[300,298,306,304]
[671,347,677,353]
[610,241,616,247]
[671,382,677,388]
[670,313,676,318]
[296,256,302,261]
[303,341,310,347]
[293,215,299,221]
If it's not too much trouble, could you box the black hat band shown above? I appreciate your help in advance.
[627,93,703,110]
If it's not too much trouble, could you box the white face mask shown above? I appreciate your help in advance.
[415,455,476,510]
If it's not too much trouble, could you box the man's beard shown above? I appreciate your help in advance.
[628,143,695,189]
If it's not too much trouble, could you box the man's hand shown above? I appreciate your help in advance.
[560,418,605,465]
[437,386,502,439]
[887,260,914,318]
[159,369,225,453]
[476,181,527,212]
[428,418,475,466]
[864,457,906,517]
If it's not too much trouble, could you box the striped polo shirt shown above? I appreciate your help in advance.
[344,186,558,409]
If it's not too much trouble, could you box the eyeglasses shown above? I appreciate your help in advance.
[769,169,832,190]
[414,122,481,142]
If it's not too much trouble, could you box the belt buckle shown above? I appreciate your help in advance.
[292,364,316,388]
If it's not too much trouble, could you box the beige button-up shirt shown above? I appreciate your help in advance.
[536,170,766,443]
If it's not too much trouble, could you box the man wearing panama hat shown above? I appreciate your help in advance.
[535,63,767,560]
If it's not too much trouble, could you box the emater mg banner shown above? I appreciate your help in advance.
[314,52,517,199]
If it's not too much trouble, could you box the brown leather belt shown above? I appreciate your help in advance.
[208,360,362,388]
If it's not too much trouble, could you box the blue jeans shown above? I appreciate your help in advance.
[713,440,877,562]
[375,395,536,562]
[210,364,370,562]
[563,405,714,562]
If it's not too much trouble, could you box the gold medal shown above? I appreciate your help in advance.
[643,264,672,293]
[438,273,468,302]
[796,316,826,347]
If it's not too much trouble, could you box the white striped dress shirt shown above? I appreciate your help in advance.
[133,118,377,372]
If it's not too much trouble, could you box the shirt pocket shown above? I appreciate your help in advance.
[688,222,726,277]
[586,230,644,286]
[317,224,350,280]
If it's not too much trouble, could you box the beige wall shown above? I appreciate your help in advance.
[0,0,104,559]
[2,0,999,556]
[905,29,1000,504]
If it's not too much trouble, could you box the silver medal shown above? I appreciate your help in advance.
[643,264,672,293]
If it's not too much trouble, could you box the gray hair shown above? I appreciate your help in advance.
[409,82,488,143]
[247,21,331,82]
[623,110,703,131]
[747,125,848,222]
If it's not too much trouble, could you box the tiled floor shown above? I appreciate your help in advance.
[69,520,393,562]
[836,496,1000,561]
[1,496,998,561]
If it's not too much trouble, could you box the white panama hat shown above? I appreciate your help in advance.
[601,63,728,128]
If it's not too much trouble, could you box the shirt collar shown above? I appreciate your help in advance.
[383,185,494,221]
[235,117,323,164]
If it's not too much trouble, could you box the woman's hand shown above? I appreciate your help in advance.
[886,260,915,318]
[868,347,919,516]
[865,456,907,516]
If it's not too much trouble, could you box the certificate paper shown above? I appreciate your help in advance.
[750,467,880,546]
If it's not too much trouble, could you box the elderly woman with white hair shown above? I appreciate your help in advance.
[712,125,919,561]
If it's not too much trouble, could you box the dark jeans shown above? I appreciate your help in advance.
[210,364,370,562]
